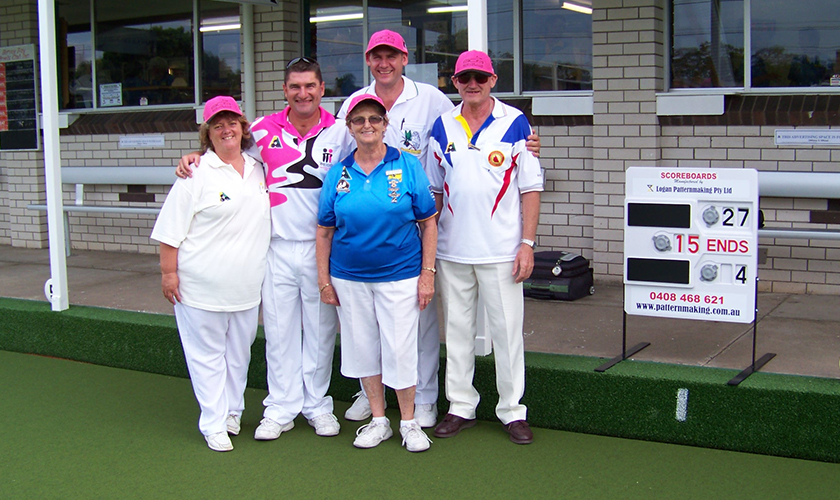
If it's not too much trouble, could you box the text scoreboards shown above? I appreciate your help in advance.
[624,167,758,323]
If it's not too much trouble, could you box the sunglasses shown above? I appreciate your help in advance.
[349,115,385,126]
[455,72,490,85]
[286,56,317,68]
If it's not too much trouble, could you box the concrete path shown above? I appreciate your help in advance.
[2,244,839,379]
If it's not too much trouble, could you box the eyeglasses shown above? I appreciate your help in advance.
[286,56,317,68]
[455,72,490,85]
[349,115,385,126]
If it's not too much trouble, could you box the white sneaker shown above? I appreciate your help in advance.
[414,403,438,428]
[205,432,233,452]
[345,391,381,421]
[226,414,241,436]
[353,419,393,449]
[254,418,294,440]
[308,413,340,437]
[400,422,432,452]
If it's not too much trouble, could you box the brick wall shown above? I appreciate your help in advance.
[591,0,665,283]
[533,124,594,260]
[57,132,200,254]
[660,124,840,294]
[253,3,298,115]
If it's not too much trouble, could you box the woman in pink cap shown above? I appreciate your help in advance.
[316,94,438,452]
[151,96,270,452]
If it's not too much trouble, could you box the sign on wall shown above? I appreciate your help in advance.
[0,44,39,151]
[624,167,758,324]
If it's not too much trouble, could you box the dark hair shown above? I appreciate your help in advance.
[285,57,323,84]
[198,111,253,153]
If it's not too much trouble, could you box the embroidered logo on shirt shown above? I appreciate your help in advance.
[322,147,334,165]
[337,178,350,193]
[386,169,403,182]
[488,150,505,167]
[445,142,456,154]
[269,136,283,149]
[220,192,231,202]
[401,129,421,155]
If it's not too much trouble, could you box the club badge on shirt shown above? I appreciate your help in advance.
[445,142,456,154]
[386,169,403,203]
[337,167,352,193]
[219,192,231,202]
[401,129,421,155]
[488,150,505,167]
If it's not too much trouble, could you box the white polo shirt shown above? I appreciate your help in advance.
[337,76,455,168]
[151,150,270,312]
[426,98,543,265]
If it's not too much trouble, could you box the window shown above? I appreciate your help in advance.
[57,0,241,111]
[671,0,840,89]
[306,0,593,97]
[521,0,592,92]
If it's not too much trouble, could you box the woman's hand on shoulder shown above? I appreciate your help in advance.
[175,152,201,179]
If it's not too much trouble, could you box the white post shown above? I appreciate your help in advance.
[37,0,69,311]
[468,0,492,356]
[467,0,488,51]
[242,4,256,121]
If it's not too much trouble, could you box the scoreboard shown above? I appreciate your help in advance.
[624,167,758,324]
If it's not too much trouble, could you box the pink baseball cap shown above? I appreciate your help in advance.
[346,93,387,115]
[366,29,408,55]
[453,50,495,77]
[202,96,243,122]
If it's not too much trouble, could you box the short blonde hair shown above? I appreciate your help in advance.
[198,111,253,153]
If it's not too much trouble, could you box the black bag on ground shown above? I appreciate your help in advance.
[523,251,594,301]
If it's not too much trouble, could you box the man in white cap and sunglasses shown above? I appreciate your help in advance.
[426,50,543,445]
[176,58,355,441]
[337,30,542,430]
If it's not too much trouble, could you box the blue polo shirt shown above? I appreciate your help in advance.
[318,146,437,282]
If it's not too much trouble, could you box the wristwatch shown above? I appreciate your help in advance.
[520,238,536,249]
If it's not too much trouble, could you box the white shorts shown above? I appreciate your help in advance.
[333,276,419,390]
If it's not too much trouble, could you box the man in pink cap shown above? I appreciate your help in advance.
[426,50,543,445]
[175,58,355,442]
[337,30,543,430]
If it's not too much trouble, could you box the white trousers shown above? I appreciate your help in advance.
[437,259,527,424]
[261,239,338,423]
[356,299,440,404]
[333,277,419,390]
[175,302,258,436]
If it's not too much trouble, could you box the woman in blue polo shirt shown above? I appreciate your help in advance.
[316,94,438,452]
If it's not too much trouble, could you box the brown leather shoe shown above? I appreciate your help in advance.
[504,420,533,444]
[433,414,477,438]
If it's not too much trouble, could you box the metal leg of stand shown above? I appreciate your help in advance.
[728,278,775,386]
[727,352,776,386]
[595,310,650,372]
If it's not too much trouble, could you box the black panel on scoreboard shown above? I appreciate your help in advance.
[626,257,690,284]
[627,203,691,228]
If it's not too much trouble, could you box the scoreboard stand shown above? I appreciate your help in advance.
[597,167,775,385]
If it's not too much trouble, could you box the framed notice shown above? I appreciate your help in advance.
[0,44,39,151]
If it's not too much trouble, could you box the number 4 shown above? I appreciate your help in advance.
[735,265,747,284]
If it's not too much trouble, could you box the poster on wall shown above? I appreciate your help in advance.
[0,44,39,151]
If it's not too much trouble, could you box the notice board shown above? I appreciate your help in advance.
[0,44,39,151]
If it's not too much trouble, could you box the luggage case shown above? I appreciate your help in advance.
[523,251,594,301]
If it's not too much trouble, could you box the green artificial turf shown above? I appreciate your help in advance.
[3,350,840,500]
[2,297,840,463]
